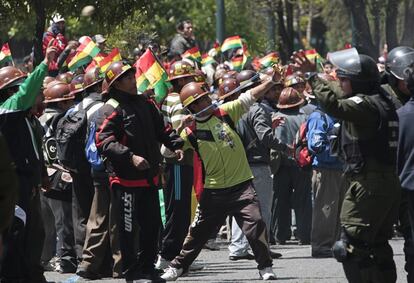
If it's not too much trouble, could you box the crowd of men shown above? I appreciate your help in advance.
[1,14,414,283]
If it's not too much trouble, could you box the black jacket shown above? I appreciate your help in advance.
[95,89,183,187]
[397,96,414,191]
[237,99,287,164]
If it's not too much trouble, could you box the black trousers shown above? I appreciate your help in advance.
[113,184,161,280]
[1,176,45,282]
[271,165,312,243]
[71,170,95,260]
[160,164,193,261]
[403,190,414,283]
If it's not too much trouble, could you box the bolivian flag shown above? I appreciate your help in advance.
[201,53,215,66]
[0,43,12,64]
[231,56,243,72]
[259,52,279,69]
[241,41,251,69]
[135,48,171,103]
[97,48,122,73]
[221,36,243,52]
[304,49,321,61]
[68,36,100,71]
[182,46,202,62]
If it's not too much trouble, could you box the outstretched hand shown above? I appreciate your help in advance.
[291,50,317,73]
[43,39,58,66]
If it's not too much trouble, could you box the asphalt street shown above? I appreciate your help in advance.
[45,238,406,283]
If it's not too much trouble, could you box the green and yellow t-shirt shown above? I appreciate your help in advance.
[181,99,253,189]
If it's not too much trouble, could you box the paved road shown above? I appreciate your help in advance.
[45,238,406,283]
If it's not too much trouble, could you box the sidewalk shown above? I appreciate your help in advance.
[45,238,406,282]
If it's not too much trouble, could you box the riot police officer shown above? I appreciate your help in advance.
[293,48,401,282]
[384,46,414,282]
[383,46,414,106]
[390,50,414,282]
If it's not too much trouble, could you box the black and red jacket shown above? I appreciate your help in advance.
[95,89,183,188]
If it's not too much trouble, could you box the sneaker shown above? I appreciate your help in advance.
[160,267,183,281]
[259,266,277,280]
[204,239,220,251]
[188,261,204,271]
[155,256,171,271]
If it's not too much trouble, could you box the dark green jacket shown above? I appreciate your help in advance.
[311,77,396,174]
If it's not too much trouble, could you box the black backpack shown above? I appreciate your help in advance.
[55,101,100,172]
[42,111,65,167]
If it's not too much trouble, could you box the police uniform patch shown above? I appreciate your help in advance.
[347,96,364,104]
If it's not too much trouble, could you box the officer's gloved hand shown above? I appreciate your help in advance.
[333,227,350,263]
[291,50,317,74]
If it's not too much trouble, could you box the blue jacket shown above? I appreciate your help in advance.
[397,97,414,191]
[306,109,343,170]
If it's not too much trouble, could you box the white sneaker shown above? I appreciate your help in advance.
[204,239,220,250]
[161,266,183,281]
[155,255,171,270]
[189,260,204,271]
[259,266,277,280]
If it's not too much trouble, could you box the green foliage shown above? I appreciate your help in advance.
[0,0,410,61]
[322,0,352,51]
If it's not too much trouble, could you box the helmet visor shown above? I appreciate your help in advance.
[388,51,414,80]
[327,48,361,75]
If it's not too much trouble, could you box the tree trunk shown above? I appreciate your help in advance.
[306,2,313,48]
[285,0,294,44]
[275,0,293,62]
[370,0,381,53]
[266,8,276,52]
[400,0,414,47]
[385,0,399,50]
[343,0,377,58]
[32,0,46,68]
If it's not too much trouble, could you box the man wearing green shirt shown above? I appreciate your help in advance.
[0,41,57,282]
[162,74,287,281]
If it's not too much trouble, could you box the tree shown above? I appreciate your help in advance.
[0,0,152,66]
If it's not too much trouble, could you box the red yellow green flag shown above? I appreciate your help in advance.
[304,49,321,61]
[85,60,97,73]
[97,48,122,73]
[135,49,171,103]
[259,52,279,69]
[0,43,12,64]
[221,36,243,52]
[68,36,100,71]
[231,56,243,72]
[182,46,202,62]
[241,41,251,68]
[201,53,216,66]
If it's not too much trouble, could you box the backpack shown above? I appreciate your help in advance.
[85,119,105,171]
[42,111,66,167]
[84,101,109,171]
[293,110,326,168]
[185,107,236,201]
[55,101,101,172]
